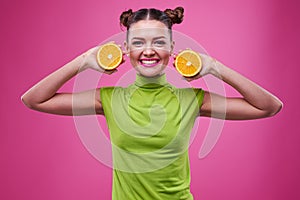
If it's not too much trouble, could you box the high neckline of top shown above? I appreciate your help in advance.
[134,73,169,89]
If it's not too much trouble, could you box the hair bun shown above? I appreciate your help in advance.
[120,9,133,28]
[164,6,184,25]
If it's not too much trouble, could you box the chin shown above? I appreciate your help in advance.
[138,72,162,78]
[135,64,166,77]
[137,70,165,78]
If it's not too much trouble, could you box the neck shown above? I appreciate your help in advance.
[134,73,168,89]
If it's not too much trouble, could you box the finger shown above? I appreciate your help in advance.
[181,76,192,82]
[185,78,193,82]
[105,69,118,75]
[93,67,105,73]
[183,74,201,82]
[121,56,126,64]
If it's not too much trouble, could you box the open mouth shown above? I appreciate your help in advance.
[139,59,160,67]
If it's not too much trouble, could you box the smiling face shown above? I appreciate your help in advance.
[124,20,174,77]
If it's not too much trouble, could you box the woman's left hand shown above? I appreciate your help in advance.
[182,53,217,82]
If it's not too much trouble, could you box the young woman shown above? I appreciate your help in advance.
[21,7,283,200]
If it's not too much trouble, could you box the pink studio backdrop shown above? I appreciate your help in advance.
[1,0,299,199]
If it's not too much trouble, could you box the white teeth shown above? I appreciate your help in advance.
[141,60,158,65]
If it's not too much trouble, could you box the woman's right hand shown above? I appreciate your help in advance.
[80,46,125,74]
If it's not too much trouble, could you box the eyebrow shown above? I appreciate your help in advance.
[131,36,167,40]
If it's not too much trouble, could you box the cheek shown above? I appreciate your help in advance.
[157,47,171,55]
[128,51,141,61]
[158,50,171,61]
[129,47,142,57]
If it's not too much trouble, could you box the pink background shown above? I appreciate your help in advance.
[1,0,299,199]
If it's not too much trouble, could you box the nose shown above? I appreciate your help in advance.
[143,46,155,57]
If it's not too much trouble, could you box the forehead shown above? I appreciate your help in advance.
[128,20,170,40]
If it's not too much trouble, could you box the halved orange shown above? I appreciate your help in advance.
[96,42,123,70]
[174,49,202,77]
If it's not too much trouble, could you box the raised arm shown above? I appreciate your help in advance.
[21,47,118,116]
[184,54,283,120]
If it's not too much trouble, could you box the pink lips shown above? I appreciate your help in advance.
[139,59,160,68]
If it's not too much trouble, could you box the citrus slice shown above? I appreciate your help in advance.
[174,49,202,77]
[96,42,123,70]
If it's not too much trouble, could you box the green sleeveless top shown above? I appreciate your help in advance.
[100,73,204,200]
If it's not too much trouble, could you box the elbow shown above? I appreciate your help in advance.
[21,93,38,110]
[265,100,283,117]
[273,101,283,116]
[21,94,32,109]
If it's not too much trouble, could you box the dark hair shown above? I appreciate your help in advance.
[120,7,184,31]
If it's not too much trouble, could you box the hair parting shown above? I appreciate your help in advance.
[120,7,184,30]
